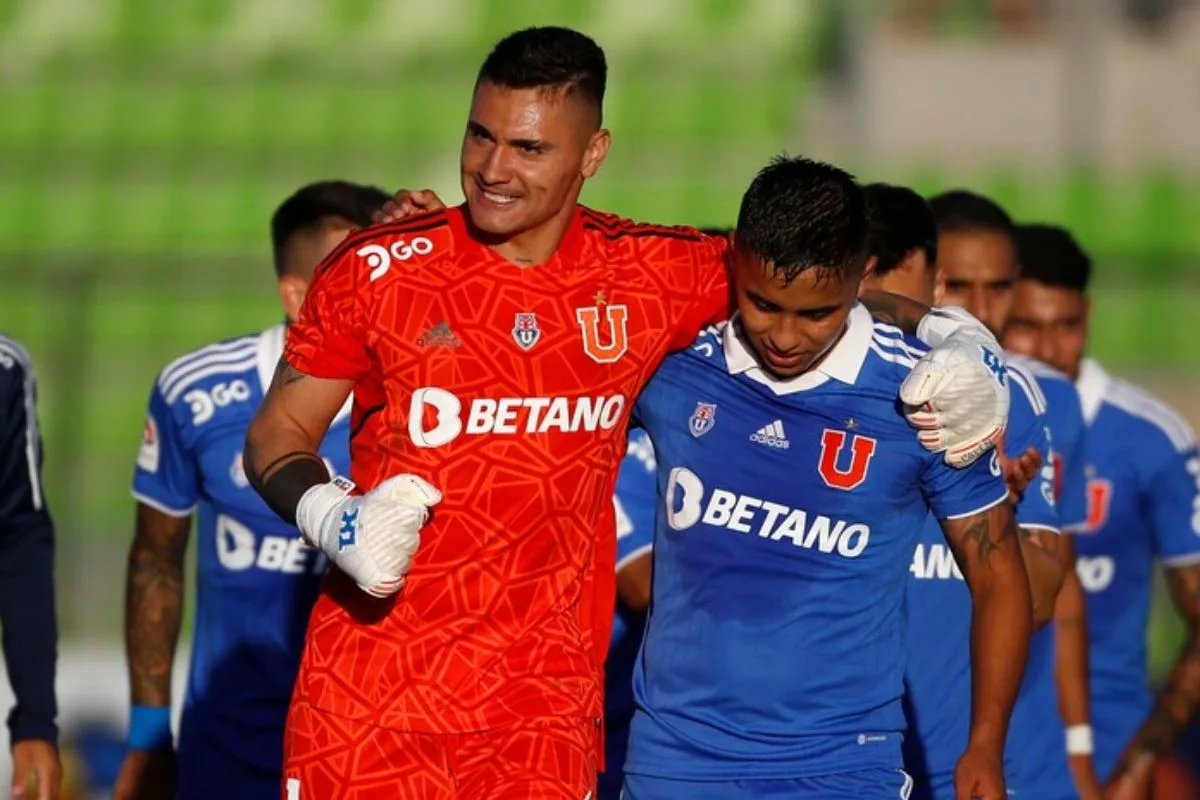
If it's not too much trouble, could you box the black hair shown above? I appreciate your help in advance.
[270,181,390,276]
[863,183,937,277]
[735,155,869,284]
[697,226,733,238]
[1015,223,1092,292]
[477,27,607,120]
[928,189,1015,237]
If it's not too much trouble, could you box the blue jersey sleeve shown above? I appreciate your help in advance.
[1055,405,1089,532]
[920,448,1009,522]
[1006,371,1059,532]
[131,382,200,516]
[614,430,656,572]
[1149,442,1200,566]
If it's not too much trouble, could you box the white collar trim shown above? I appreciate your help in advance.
[1075,357,1108,424]
[722,304,874,395]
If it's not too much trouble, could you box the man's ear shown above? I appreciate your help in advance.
[581,128,611,180]
[277,275,309,324]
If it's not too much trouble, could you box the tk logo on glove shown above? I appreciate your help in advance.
[338,509,359,551]
[980,346,1007,386]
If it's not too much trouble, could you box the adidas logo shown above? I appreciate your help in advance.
[750,420,790,449]
[417,320,461,349]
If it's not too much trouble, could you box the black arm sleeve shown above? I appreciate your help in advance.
[0,340,58,745]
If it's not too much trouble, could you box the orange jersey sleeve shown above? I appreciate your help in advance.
[285,231,374,381]
[666,231,732,351]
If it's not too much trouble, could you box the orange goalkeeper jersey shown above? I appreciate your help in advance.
[284,205,729,733]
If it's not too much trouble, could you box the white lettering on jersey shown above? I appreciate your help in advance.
[408,387,626,449]
[909,543,965,581]
[137,416,160,473]
[183,379,251,426]
[215,514,326,574]
[357,237,434,283]
[664,466,871,558]
[1077,556,1115,593]
[285,778,300,800]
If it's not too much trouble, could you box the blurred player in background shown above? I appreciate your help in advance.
[1004,224,1200,800]
[115,181,388,800]
[252,26,1013,800]
[863,184,1088,798]
[622,158,1030,800]
[0,335,61,800]
[927,191,1098,799]
[597,429,655,800]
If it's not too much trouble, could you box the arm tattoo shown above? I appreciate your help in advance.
[125,510,189,707]
[858,290,931,336]
[1112,564,1200,775]
[271,357,308,389]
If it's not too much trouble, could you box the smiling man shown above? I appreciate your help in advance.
[621,157,1032,800]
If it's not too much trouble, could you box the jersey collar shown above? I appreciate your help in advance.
[256,324,352,425]
[722,303,873,395]
[1075,357,1109,424]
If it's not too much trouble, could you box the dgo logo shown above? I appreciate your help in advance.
[408,387,627,448]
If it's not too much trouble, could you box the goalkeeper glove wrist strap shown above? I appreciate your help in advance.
[127,705,172,751]
[296,476,356,546]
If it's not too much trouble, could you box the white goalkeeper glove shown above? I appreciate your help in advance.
[296,474,441,598]
[901,307,1011,468]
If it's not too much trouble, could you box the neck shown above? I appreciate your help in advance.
[470,199,580,268]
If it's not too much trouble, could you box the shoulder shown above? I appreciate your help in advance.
[1004,359,1049,418]
[579,207,725,261]
[1103,376,1196,455]
[862,320,928,386]
[311,209,456,287]
[154,333,262,424]
[668,321,731,370]
[1008,354,1082,421]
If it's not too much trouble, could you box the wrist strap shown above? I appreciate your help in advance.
[127,705,172,751]
[296,476,356,546]
[1066,724,1094,756]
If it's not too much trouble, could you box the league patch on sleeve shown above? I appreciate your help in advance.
[137,415,160,473]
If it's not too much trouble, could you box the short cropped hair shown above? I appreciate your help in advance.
[863,183,938,277]
[735,155,869,284]
[928,189,1015,237]
[477,27,607,119]
[1015,223,1093,292]
[270,181,390,276]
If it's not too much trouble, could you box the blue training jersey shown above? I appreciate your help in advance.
[600,429,656,798]
[1073,358,1200,780]
[902,355,1060,797]
[131,325,351,799]
[625,305,1009,781]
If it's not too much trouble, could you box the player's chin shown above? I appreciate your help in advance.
[466,194,524,234]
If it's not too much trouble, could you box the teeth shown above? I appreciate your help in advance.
[483,191,516,205]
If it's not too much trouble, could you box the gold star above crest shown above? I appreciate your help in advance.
[845,417,858,430]
[593,290,608,306]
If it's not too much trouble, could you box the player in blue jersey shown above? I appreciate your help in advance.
[597,428,656,800]
[864,185,1094,798]
[622,157,1032,800]
[114,181,389,800]
[1004,224,1200,800]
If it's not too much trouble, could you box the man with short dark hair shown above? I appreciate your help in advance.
[862,183,939,305]
[115,180,388,800]
[621,157,1031,800]
[1006,224,1200,800]
[249,27,1016,800]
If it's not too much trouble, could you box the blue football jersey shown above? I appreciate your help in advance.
[600,428,657,799]
[1073,358,1200,780]
[625,305,1009,781]
[130,325,351,799]
[903,356,1059,797]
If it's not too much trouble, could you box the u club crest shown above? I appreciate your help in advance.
[512,312,541,351]
[689,402,717,438]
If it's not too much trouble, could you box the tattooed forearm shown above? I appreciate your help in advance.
[124,505,190,707]
[1115,564,1200,771]
[859,290,931,336]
